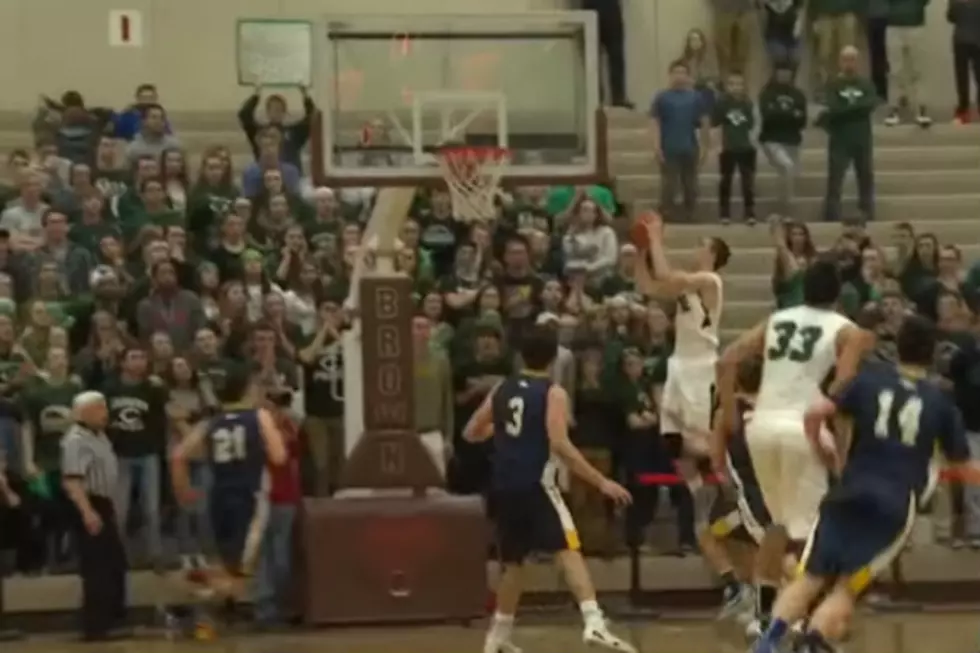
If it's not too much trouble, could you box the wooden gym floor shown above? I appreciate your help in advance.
[5,612,980,653]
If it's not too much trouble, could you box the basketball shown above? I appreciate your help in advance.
[629,211,659,250]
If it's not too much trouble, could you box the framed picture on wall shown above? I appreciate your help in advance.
[236,19,313,87]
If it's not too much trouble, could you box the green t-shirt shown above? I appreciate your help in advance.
[899,262,936,301]
[303,218,344,255]
[70,220,122,257]
[0,348,28,397]
[599,273,636,298]
[114,187,142,221]
[186,185,236,248]
[774,269,805,309]
[619,377,656,419]
[93,169,131,207]
[102,376,169,458]
[712,95,756,153]
[302,340,345,419]
[120,207,184,241]
[24,377,82,469]
[198,357,236,397]
[643,342,672,386]
[0,299,16,321]
[838,281,881,320]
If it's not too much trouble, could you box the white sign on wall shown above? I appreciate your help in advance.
[108,10,143,48]
[236,19,313,88]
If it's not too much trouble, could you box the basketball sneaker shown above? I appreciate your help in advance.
[719,583,755,622]
[484,639,522,653]
[795,631,839,653]
[583,621,637,653]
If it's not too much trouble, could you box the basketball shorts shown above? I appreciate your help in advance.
[660,355,716,440]
[801,493,917,594]
[707,492,755,544]
[209,488,268,576]
[488,483,580,564]
[745,412,830,541]
[721,449,772,544]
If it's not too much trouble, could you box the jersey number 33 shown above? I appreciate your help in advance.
[767,320,824,363]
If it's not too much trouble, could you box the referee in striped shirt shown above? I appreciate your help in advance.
[61,391,129,642]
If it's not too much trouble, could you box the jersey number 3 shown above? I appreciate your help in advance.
[767,321,823,363]
[213,425,247,464]
[505,397,525,437]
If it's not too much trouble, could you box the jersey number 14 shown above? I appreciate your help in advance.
[874,389,923,447]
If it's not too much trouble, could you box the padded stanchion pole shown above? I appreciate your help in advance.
[0,552,23,641]
[628,541,641,605]
[615,493,659,621]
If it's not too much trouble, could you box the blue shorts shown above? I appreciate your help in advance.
[488,484,579,563]
[210,488,268,575]
[801,492,916,594]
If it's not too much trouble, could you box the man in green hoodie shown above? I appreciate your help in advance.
[818,46,878,222]
[883,0,933,126]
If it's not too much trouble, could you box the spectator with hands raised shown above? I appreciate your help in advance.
[238,83,316,172]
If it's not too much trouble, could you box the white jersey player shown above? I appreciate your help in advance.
[637,213,730,456]
[714,258,873,630]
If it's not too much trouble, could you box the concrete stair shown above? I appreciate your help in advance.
[604,106,980,335]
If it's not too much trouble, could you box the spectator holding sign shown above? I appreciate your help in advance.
[238,84,316,173]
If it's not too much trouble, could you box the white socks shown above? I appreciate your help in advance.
[487,612,514,641]
[579,599,605,630]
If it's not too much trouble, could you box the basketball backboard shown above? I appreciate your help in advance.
[312,12,606,186]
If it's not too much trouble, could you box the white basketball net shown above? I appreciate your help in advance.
[437,146,510,223]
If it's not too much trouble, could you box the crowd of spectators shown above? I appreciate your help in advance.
[654,0,980,225]
[0,32,977,631]
[653,40,878,225]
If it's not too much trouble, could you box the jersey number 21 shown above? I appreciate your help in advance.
[213,425,248,463]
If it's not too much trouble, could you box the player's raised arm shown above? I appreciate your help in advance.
[826,323,876,398]
[545,384,631,505]
[644,213,722,296]
[463,385,499,443]
[257,407,288,466]
[716,319,767,444]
